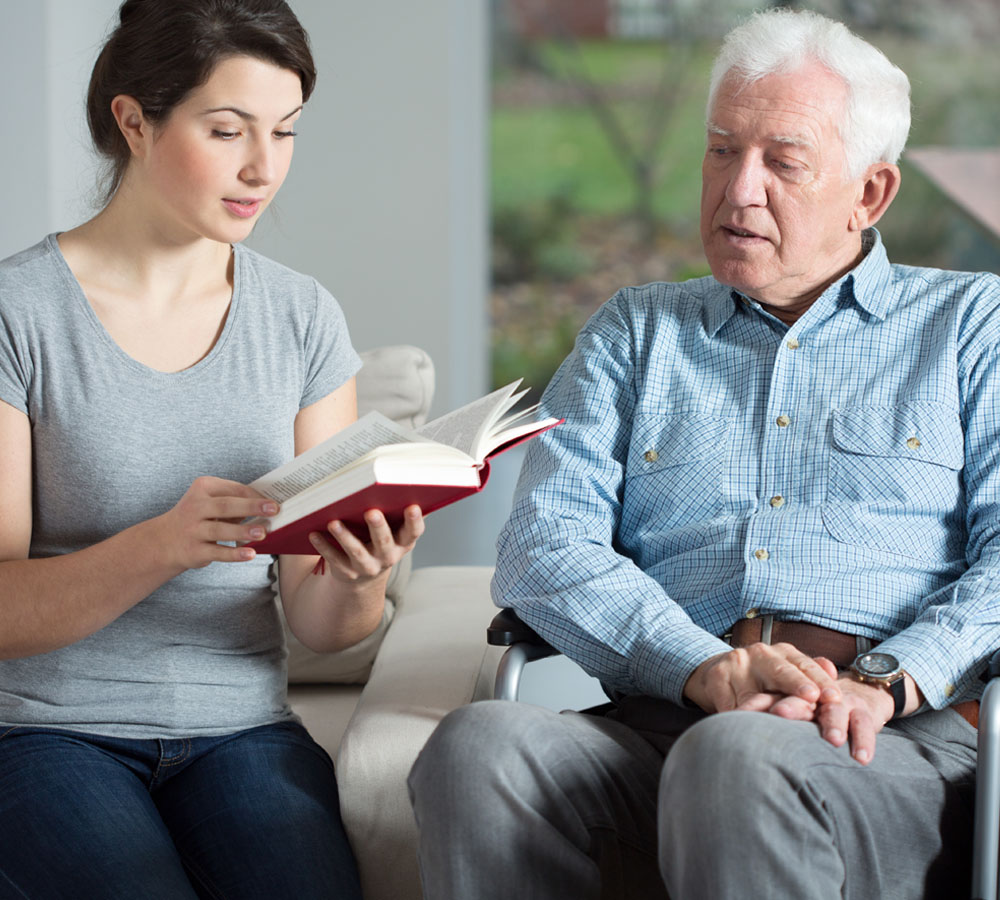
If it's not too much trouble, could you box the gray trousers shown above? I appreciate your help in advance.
[407,697,977,899]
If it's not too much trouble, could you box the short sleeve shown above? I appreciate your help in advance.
[300,280,363,409]
[0,258,37,416]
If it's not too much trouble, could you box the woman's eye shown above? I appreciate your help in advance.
[212,130,239,140]
[274,130,298,139]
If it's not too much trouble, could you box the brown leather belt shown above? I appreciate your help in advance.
[729,617,865,668]
[726,616,979,730]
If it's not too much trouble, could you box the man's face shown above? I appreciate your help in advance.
[700,62,867,315]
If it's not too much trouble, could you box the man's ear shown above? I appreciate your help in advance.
[849,162,901,231]
[110,95,152,159]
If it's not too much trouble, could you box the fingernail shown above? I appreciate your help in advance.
[827,728,843,742]
[249,527,265,540]
[855,749,870,764]
[239,548,255,560]
[262,502,278,515]
[309,533,323,545]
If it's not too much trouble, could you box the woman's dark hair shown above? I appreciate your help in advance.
[87,0,316,204]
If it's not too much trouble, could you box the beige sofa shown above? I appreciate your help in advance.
[280,345,503,900]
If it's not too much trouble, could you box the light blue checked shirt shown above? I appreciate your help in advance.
[494,230,1000,710]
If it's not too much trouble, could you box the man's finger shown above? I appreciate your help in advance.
[847,707,878,765]
[816,699,850,748]
[743,643,824,702]
[766,694,818,720]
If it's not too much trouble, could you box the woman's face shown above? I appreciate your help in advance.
[134,55,303,245]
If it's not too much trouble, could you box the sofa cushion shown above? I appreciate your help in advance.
[283,345,434,684]
[356,344,435,432]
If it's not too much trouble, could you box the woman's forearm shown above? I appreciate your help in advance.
[0,516,183,659]
[278,555,388,654]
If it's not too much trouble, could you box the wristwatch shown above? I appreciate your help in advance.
[849,651,906,719]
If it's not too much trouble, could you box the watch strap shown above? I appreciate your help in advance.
[886,672,906,719]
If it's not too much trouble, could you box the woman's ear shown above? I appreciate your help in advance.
[110,95,151,159]
[849,162,901,232]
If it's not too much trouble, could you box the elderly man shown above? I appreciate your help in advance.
[409,9,1000,899]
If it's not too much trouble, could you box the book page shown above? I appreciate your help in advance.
[251,412,416,503]
[416,382,523,460]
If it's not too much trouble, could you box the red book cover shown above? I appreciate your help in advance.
[247,421,561,555]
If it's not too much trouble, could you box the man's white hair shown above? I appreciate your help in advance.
[706,8,911,179]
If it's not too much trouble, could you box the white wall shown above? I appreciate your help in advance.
[247,0,490,422]
[1,0,498,566]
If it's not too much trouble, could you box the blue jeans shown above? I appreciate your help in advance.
[0,720,361,899]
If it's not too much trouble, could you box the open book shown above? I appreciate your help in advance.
[246,381,561,554]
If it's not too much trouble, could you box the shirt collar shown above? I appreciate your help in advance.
[843,228,894,320]
[703,227,894,335]
[704,284,742,337]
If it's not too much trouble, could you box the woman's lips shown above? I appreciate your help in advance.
[223,198,262,218]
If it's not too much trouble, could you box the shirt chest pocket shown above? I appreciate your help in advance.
[823,403,966,561]
[623,413,732,535]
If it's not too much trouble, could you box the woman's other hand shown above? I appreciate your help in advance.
[306,504,424,584]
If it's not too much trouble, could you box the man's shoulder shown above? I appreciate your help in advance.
[611,275,721,306]
[889,263,1000,300]
[879,260,1000,365]
[587,276,723,331]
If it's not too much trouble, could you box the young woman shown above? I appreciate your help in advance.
[0,1,423,896]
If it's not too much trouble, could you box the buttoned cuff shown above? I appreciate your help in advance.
[877,622,980,709]
[631,622,732,705]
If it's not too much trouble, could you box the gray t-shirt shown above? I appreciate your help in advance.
[0,234,361,738]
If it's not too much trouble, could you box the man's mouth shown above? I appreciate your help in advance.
[723,225,762,239]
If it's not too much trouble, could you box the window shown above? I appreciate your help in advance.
[490,0,1000,398]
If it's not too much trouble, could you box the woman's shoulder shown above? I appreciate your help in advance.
[233,243,349,332]
[0,235,67,312]
[0,235,60,277]
[234,242,325,296]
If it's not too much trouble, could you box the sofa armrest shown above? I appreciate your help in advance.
[335,565,501,900]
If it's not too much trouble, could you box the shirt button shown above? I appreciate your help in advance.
[945,683,956,698]
[786,338,799,350]
[753,548,770,561]
[776,415,791,428]
[745,607,759,618]
[906,436,921,450]
[769,495,785,508]
[644,449,659,463]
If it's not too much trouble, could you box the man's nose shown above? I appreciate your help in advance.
[725,155,767,208]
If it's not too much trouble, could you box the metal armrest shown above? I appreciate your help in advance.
[487,608,559,701]
[972,649,1000,900]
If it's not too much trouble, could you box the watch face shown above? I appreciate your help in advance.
[856,652,900,676]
